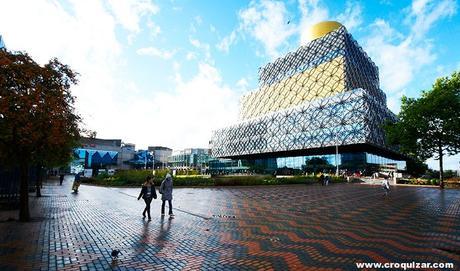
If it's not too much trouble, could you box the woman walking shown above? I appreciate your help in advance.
[160,173,174,217]
[138,176,157,220]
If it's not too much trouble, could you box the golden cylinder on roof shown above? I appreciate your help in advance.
[309,21,342,41]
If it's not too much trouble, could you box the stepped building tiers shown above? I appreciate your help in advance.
[210,21,406,174]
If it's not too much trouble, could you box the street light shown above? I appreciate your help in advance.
[335,129,339,176]
[335,143,339,176]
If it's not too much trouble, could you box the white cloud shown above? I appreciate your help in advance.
[144,63,239,149]
[365,19,435,95]
[147,20,161,37]
[186,51,197,61]
[298,0,329,45]
[190,24,197,33]
[239,0,297,58]
[189,15,203,34]
[386,90,406,114]
[0,0,160,146]
[210,24,217,33]
[232,0,359,57]
[236,78,249,90]
[217,30,237,53]
[336,1,363,31]
[172,62,182,84]
[0,0,124,131]
[172,61,180,71]
[189,38,212,63]
[190,38,201,48]
[408,0,456,40]
[137,46,176,59]
[363,0,456,112]
[0,0,238,151]
[107,0,159,33]
[194,15,203,25]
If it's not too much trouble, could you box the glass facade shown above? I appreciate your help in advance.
[208,159,250,174]
[209,152,406,175]
[169,148,211,169]
[148,146,172,168]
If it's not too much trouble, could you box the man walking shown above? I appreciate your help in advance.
[59,173,64,186]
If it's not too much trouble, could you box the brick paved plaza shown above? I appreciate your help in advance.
[0,177,459,270]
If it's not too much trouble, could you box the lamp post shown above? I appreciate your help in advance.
[335,131,339,176]
[335,144,339,176]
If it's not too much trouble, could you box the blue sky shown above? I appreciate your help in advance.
[1,0,459,170]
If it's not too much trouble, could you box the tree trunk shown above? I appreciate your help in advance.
[19,163,30,222]
[439,144,444,189]
[35,166,41,197]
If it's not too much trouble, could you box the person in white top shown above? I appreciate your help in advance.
[382,177,390,197]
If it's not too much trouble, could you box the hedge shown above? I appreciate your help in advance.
[80,170,347,187]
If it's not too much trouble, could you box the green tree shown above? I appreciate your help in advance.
[405,158,428,178]
[303,157,334,174]
[385,71,460,188]
[0,50,81,221]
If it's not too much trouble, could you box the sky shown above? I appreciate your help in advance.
[0,0,459,170]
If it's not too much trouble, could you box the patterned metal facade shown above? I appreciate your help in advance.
[210,25,397,159]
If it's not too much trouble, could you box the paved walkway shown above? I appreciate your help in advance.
[0,176,459,270]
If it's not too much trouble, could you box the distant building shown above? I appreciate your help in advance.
[73,138,122,172]
[169,148,211,170]
[119,143,136,170]
[81,137,121,151]
[148,146,172,169]
[72,138,138,172]
[125,150,154,169]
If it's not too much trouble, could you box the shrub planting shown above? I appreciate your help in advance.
[80,170,346,187]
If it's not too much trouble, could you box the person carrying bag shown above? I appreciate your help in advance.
[137,176,157,220]
[159,173,174,217]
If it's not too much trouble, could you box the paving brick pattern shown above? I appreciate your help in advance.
[0,177,459,270]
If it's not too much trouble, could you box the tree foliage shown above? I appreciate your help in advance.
[303,157,334,173]
[0,50,81,220]
[385,71,460,186]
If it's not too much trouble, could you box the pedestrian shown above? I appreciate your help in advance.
[319,173,325,186]
[325,174,330,186]
[59,173,64,186]
[382,176,390,197]
[72,172,81,193]
[137,176,157,220]
[159,173,174,217]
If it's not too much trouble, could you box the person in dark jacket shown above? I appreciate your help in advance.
[137,176,157,220]
[72,172,81,192]
[59,173,64,186]
[319,173,325,186]
[159,173,174,217]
